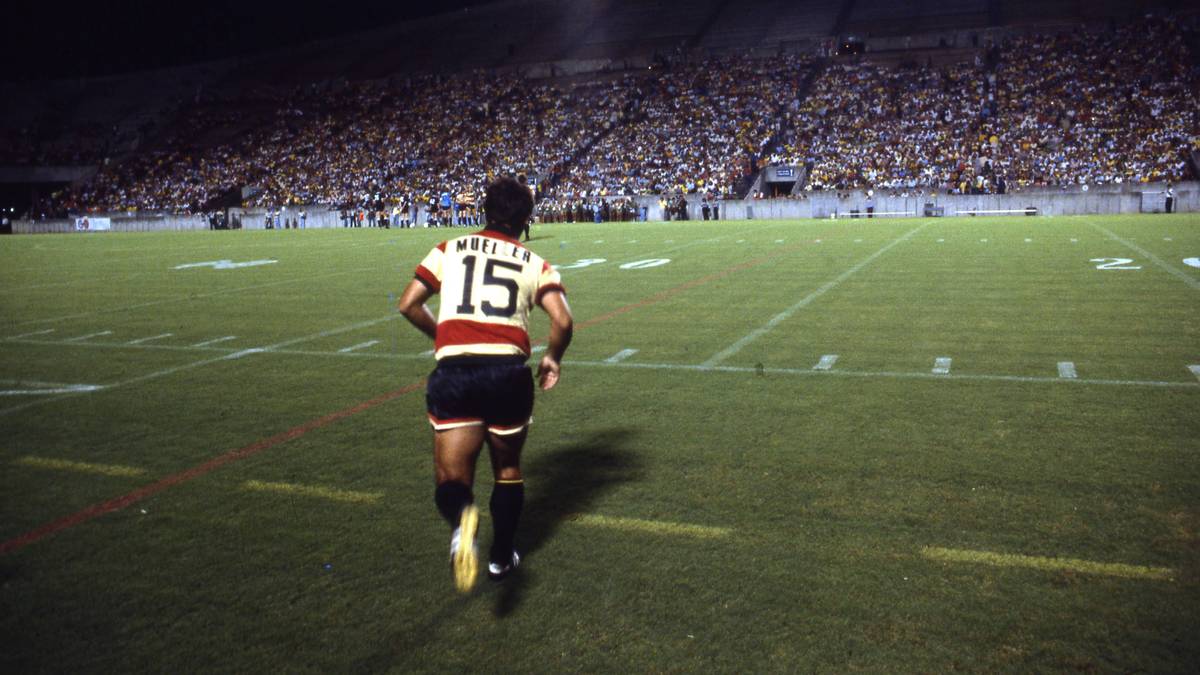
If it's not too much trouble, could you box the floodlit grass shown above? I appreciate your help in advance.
[0,215,1198,672]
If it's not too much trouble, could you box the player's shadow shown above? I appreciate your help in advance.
[491,427,643,617]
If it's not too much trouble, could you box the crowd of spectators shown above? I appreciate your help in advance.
[33,16,1200,217]
[788,15,1197,194]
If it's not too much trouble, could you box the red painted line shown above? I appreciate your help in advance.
[0,381,425,556]
[4,242,805,555]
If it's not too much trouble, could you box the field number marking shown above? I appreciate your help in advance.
[1184,257,1200,269]
[554,258,606,270]
[16,456,145,478]
[1190,365,1200,382]
[932,357,952,375]
[921,546,1174,581]
[813,354,838,371]
[242,480,382,504]
[1091,258,1141,270]
[173,259,278,270]
[569,513,731,539]
[604,348,638,364]
[1088,222,1199,290]
[619,258,671,270]
[1057,361,1077,379]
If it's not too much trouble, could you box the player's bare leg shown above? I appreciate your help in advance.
[486,428,526,580]
[434,426,486,592]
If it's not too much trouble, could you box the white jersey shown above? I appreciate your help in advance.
[415,229,565,360]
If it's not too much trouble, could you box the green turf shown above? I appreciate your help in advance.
[1,215,1198,672]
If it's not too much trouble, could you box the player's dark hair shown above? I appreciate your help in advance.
[484,176,533,236]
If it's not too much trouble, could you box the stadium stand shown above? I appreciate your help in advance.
[4,1,1196,220]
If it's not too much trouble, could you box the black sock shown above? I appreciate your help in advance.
[434,480,473,528]
[489,480,524,563]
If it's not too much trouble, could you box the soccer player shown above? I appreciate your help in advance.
[397,176,573,592]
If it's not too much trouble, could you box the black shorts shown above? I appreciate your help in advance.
[425,356,534,435]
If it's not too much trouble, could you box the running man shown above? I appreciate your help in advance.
[397,176,573,592]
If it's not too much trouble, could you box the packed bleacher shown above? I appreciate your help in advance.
[31,13,1200,217]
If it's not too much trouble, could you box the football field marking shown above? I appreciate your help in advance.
[64,330,113,342]
[570,513,731,539]
[813,354,838,371]
[192,335,237,347]
[0,379,426,555]
[338,340,380,353]
[1087,222,1200,290]
[127,333,173,345]
[567,359,1200,390]
[603,348,638,364]
[1058,361,1078,379]
[0,381,103,395]
[13,268,367,326]
[932,357,952,375]
[1189,365,1200,382]
[7,329,55,340]
[0,315,399,417]
[15,456,146,478]
[242,479,382,504]
[702,224,927,367]
[921,546,1174,581]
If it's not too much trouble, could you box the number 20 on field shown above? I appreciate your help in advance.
[553,258,671,271]
[1091,257,1200,270]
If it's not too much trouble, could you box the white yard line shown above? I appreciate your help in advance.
[6,329,55,340]
[127,333,173,345]
[1057,361,1078,379]
[0,314,400,416]
[63,330,113,342]
[338,340,380,353]
[192,335,237,347]
[603,348,638,364]
[1087,222,1200,291]
[701,224,927,366]
[13,268,368,326]
[813,354,838,371]
[932,357,953,375]
[565,359,1200,390]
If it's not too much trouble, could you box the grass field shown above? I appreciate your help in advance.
[1,214,1198,672]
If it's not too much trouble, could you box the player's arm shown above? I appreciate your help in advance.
[536,290,573,390]
[397,278,437,340]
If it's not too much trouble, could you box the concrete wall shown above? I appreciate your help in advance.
[12,182,1196,233]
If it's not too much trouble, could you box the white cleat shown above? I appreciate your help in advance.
[488,550,521,581]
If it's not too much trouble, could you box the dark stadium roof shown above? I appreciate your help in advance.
[4,0,500,81]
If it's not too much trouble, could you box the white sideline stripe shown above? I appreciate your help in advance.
[702,224,927,366]
[0,314,400,417]
[338,340,380,353]
[1190,365,1200,382]
[932,357,952,375]
[565,359,1200,390]
[1058,361,1078,379]
[64,330,113,342]
[1088,222,1200,290]
[813,354,838,371]
[7,329,55,340]
[604,348,638,364]
[127,333,173,345]
[192,335,237,347]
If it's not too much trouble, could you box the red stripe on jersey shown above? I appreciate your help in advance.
[415,265,440,292]
[536,283,567,305]
[436,319,531,355]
